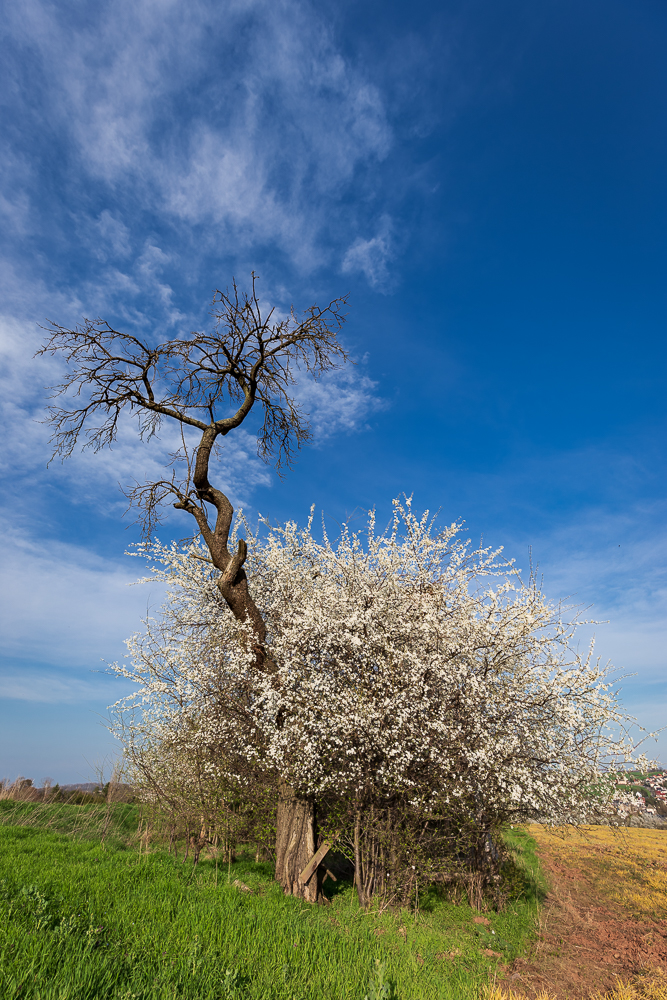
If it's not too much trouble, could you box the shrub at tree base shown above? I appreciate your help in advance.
[111,497,644,908]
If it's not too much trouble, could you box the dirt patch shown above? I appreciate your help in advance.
[499,826,667,999]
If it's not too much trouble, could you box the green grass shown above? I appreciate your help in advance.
[0,799,138,842]
[0,812,544,999]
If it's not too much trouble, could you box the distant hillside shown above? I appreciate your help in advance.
[58,783,101,792]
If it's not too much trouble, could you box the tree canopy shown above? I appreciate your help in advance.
[112,498,644,908]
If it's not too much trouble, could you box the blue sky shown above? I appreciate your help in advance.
[1,0,666,783]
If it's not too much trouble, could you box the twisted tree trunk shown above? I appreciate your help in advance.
[41,277,349,906]
[179,442,321,901]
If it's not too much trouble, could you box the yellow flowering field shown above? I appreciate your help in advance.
[486,969,667,1000]
[527,824,667,921]
[486,824,667,999]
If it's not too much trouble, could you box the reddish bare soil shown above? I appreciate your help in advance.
[500,835,667,998]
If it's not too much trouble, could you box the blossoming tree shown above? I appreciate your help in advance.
[112,497,644,906]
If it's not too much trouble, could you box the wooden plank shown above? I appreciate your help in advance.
[298,831,341,885]
[298,841,331,885]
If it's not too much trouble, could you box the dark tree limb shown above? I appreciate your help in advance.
[39,274,350,657]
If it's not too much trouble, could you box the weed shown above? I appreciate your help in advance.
[364,958,398,999]
[221,967,245,997]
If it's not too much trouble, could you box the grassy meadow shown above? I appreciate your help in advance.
[0,803,545,1000]
[526,824,667,921]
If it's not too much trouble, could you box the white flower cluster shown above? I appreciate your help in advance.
[111,497,644,822]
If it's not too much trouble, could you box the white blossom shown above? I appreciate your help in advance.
[111,497,648,823]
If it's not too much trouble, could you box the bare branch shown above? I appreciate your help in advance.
[39,275,350,666]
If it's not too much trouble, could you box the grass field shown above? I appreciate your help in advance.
[526,824,667,921]
[0,808,544,1000]
[487,824,667,1000]
[0,799,138,843]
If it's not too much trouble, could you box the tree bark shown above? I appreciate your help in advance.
[275,782,324,903]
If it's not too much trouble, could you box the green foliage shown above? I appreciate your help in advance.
[0,813,543,999]
[220,967,246,997]
[499,826,548,905]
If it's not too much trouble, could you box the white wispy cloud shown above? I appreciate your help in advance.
[342,215,395,289]
[0,520,155,671]
[90,211,132,262]
[527,504,667,684]
[3,0,394,276]
[0,670,119,705]
[297,367,388,440]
